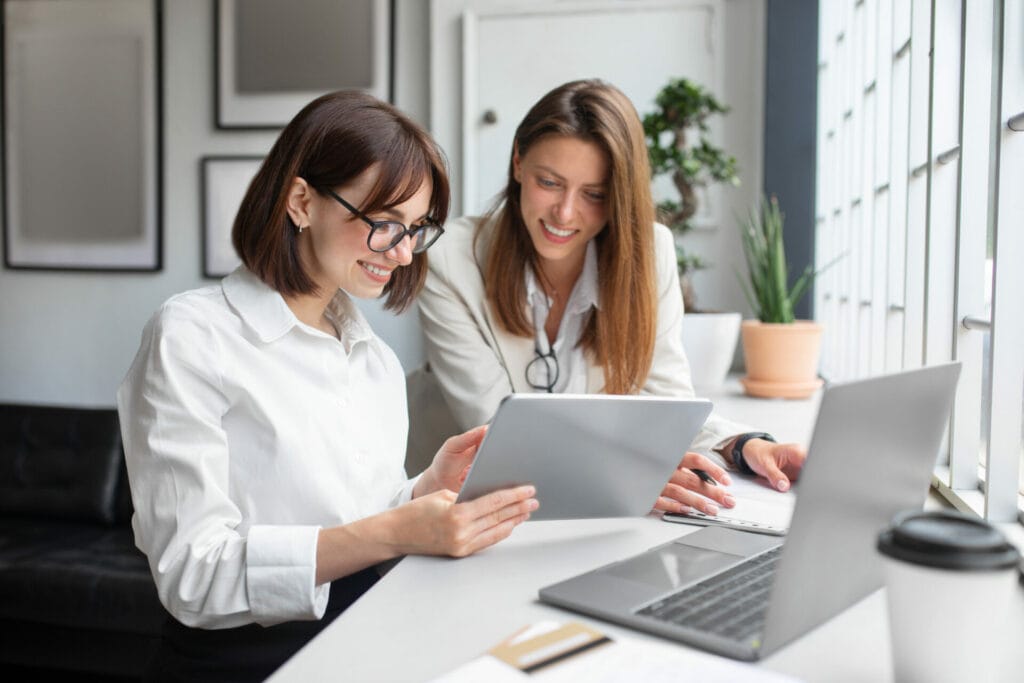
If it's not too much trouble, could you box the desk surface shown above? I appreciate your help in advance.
[269,382,1024,682]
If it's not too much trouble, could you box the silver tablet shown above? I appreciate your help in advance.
[455,394,713,520]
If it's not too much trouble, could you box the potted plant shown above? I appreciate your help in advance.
[736,196,833,399]
[643,77,742,389]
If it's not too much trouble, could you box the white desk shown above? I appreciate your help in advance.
[270,381,1024,682]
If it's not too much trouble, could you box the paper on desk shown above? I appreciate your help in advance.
[723,475,797,530]
[431,621,802,683]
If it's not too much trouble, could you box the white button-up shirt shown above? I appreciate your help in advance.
[117,267,416,629]
[525,239,600,394]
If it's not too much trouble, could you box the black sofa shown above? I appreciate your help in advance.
[0,403,165,679]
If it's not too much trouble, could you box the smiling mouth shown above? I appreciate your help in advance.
[360,261,392,280]
[542,221,577,239]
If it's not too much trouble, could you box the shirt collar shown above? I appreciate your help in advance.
[524,264,546,307]
[524,239,600,314]
[325,289,376,347]
[572,239,600,314]
[222,266,375,346]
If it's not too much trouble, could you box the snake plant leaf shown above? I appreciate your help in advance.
[738,195,838,323]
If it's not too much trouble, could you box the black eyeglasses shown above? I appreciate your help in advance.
[324,189,444,254]
[525,347,559,393]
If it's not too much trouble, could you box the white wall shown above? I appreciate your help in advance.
[684,0,765,315]
[0,0,430,407]
[0,0,759,407]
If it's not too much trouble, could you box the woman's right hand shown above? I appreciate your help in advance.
[390,485,538,558]
[655,452,736,516]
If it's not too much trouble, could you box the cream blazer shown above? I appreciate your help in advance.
[406,215,749,475]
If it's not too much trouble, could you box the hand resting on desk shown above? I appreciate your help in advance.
[738,438,807,493]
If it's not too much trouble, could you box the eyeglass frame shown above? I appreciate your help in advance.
[322,188,444,254]
[525,346,560,393]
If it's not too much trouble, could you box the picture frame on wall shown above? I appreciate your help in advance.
[201,155,262,279]
[1,0,162,272]
[215,0,392,129]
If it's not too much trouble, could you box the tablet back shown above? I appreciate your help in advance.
[455,394,713,520]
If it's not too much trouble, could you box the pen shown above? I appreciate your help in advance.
[692,468,717,486]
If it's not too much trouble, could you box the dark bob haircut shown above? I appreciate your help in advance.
[232,90,450,312]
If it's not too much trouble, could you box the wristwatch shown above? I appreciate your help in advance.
[731,432,776,475]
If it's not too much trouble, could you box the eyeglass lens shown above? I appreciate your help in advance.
[368,223,443,254]
[324,188,442,255]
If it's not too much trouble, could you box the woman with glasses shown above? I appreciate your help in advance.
[117,91,537,682]
[415,79,806,517]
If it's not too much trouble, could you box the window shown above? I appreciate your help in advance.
[816,0,1023,523]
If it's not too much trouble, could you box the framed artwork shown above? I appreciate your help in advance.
[201,155,262,279]
[1,0,162,271]
[215,0,392,129]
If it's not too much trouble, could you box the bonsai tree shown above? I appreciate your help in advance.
[643,78,739,312]
[737,195,837,323]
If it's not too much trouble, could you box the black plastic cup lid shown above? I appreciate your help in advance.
[877,510,1020,571]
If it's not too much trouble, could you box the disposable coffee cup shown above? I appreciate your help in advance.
[877,510,1020,683]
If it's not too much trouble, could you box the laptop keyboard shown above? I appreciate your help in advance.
[634,546,783,642]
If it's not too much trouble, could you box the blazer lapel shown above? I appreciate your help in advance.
[489,309,536,393]
[473,219,536,394]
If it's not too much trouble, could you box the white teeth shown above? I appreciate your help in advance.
[363,262,390,277]
[543,221,575,238]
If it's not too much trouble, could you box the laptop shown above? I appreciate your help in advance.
[539,362,961,660]
[455,394,713,520]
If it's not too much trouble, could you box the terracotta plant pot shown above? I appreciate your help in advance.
[740,320,824,399]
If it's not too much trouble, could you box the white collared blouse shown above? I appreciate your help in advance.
[524,238,599,394]
[117,267,416,629]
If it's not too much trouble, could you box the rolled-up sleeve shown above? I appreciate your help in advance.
[246,525,326,622]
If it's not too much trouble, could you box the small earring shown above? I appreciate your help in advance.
[297,224,306,234]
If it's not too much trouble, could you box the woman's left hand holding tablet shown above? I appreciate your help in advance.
[391,485,538,558]
[317,483,537,583]
[401,423,538,557]
[318,425,535,582]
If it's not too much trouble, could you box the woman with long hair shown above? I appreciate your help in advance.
[416,80,805,515]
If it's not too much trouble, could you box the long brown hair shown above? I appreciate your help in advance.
[233,91,449,312]
[482,79,657,394]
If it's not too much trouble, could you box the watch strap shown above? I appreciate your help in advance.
[732,432,776,475]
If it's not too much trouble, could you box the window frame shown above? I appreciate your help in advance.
[817,0,1023,524]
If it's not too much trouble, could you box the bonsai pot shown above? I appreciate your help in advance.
[740,320,824,399]
[681,311,742,390]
